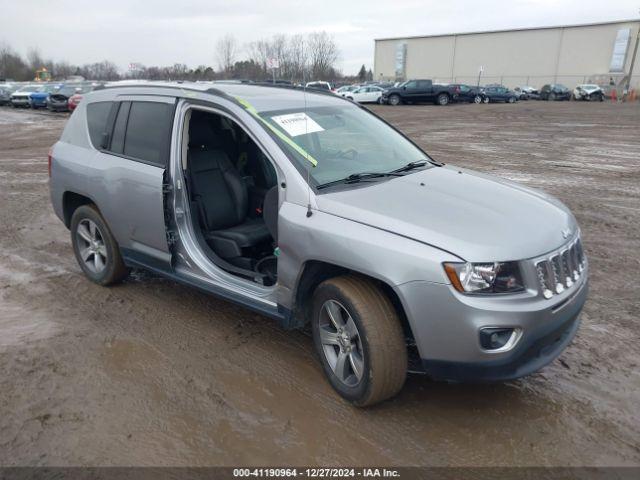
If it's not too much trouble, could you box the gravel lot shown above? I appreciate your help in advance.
[0,101,639,467]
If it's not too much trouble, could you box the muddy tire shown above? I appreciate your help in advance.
[311,275,407,407]
[70,205,128,286]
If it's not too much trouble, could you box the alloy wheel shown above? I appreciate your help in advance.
[318,299,365,387]
[76,219,108,273]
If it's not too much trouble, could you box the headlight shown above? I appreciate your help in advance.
[443,261,524,294]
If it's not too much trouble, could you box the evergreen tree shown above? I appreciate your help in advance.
[358,64,366,82]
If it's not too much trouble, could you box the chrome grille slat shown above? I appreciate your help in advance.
[535,236,585,299]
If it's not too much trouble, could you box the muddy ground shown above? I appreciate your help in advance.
[0,101,638,467]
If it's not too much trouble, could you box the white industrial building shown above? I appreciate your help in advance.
[374,19,640,90]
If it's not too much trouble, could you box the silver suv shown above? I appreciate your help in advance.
[49,82,588,406]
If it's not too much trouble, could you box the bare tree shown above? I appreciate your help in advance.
[0,43,29,80]
[26,47,45,71]
[287,34,307,81]
[307,31,339,80]
[216,34,238,77]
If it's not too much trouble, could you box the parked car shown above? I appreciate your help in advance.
[0,84,19,106]
[335,85,360,97]
[372,81,395,89]
[10,84,40,107]
[514,86,540,100]
[381,79,456,105]
[67,84,98,112]
[573,84,604,102]
[345,85,385,103]
[49,82,588,406]
[482,86,518,103]
[48,84,87,112]
[448,84,484,103]
[29,83,62,109]
[540,84,571,101]
[305,81,333,92]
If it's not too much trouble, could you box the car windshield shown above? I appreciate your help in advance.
[17,85,37,92]
[258,104,430,187]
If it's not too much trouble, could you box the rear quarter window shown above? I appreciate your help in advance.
[86,102,113,149]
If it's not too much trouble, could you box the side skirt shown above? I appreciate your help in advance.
[121,247,290,324]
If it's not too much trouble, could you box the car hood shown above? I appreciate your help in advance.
[315,166,577,261]
[12,92,33,97]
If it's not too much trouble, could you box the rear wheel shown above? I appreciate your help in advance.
[483,96,490,104]
[507,96,516,103]
[388,94,401,106]
[437,93,449,106]
[549,92,556,101]
[473,95,482,104]
[70,205,128,286]
[311,275,407,407]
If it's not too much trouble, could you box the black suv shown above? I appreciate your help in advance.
[540,84,571,101]
[482,86,518,103]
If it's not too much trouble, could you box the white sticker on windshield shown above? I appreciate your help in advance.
[270,112,324,137]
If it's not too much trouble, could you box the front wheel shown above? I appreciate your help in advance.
[70,205,129,286]
[388,94,401,106]
[483,96,490,104]
[312,276,407,407]
[548,92,556,101]
[507,96,516,103]
[473,95,482,104]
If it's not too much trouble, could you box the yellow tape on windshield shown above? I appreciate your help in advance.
[235,97,318,167]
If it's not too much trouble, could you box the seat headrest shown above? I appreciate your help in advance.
[189,112,223,150]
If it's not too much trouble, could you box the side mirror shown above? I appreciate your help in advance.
[402,86,407,90]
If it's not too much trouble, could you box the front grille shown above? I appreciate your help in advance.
[535,237,585,299]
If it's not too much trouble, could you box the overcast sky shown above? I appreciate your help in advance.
[1,0,638,75]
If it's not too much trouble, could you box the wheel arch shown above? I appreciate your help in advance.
[62,191,99,228]
[291,260,415,343]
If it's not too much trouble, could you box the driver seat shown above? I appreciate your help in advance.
[187,114,271,259]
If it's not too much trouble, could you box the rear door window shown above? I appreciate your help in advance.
[109,101,131,155]
[86,101,113,149]
[122,101,173,167]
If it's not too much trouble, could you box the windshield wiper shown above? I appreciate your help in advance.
[389,160,429,174]
[316,171,403,190]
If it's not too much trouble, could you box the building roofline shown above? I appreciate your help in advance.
[374,18,640,42]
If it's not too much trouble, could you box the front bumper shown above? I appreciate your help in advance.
[395,267,588,382]
[11,98,30,107]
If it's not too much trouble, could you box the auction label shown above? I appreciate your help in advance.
[270,113,324,137]
[233,468,400,478]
